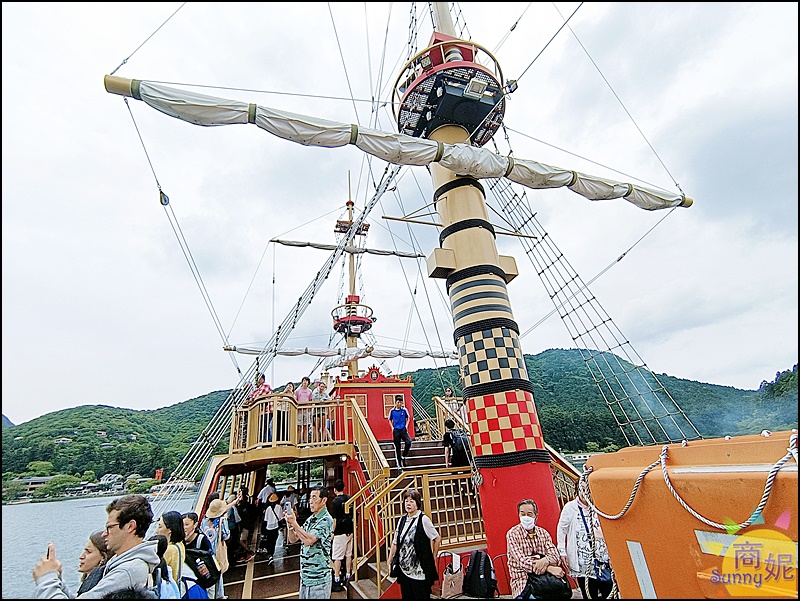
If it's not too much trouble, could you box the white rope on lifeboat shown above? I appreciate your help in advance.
[579,433,798,531]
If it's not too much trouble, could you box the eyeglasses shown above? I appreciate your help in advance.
[104,522,122,534]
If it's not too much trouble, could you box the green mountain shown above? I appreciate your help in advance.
[2,415,14,429]
[2,391,229,480]
[408,350,797,452]
[2,351,796,479]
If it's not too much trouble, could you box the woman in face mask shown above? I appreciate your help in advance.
[505,499,565,599]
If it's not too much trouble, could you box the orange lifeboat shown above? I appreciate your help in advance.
[585,430,798,599]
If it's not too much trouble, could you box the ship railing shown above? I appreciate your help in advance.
[229,394,350,452]
[411,394,440,440]
[433,395,469,435]
[350,466,485,596]
[347,399,391,493]
[548,446,582,509]
[392,39,505,103]
[345,400,392,591]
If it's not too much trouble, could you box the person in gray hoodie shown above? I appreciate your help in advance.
[33,494,160,599]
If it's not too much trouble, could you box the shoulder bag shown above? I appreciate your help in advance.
[440,552,464,599]
[389,514,418,578]
[521,570,572,599]
[215,520,229,574]
[579,507,612,582]
[271,505,287,530]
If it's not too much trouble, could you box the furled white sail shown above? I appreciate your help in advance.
[320,346,458,370]
[271,239,425,258]
[105,77,692,210]
[223,344,457,363]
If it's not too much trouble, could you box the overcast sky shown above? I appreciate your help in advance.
[3,3,797,426]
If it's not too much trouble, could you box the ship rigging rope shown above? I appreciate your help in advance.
[109,3,187,76]
[492,2,533,54]
[514,2,584,83]
[504,126,672,195]
[580,433,798,531]
[374,180,457,379]
[517,205,678,341]
[462,2,584,146]
[226,206,344,338]
[327,2,361,126]
[552,5,682,195]
[320,5,456,381]
[121,97,242,376]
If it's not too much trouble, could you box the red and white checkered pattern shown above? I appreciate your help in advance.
[467,389,545,456]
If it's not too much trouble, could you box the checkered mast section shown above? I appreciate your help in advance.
[458,327,546,457]
[458,327,527,387]
[469,390,545,456]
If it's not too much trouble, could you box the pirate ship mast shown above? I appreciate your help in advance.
[104,3,797,598]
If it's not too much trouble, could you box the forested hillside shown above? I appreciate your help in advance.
[2,391,229,479]
[409,351,797,452]
[3,351,796,479]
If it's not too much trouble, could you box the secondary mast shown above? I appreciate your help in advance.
[331,174,374,378]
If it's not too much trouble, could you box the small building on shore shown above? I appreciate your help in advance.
[10,476,54,497]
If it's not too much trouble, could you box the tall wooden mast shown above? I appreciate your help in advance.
[394,2,561,559]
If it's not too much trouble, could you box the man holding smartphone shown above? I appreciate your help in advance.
[285,485,333,599]
[33,494,160,598]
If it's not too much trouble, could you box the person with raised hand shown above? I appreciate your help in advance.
[33,494,159,599]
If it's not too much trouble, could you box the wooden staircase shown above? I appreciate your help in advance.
[380,438,448,472]
[346,438,485,599]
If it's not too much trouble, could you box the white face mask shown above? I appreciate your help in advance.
[520,515,536,530]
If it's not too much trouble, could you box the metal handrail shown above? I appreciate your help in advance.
[349,399,391,476]
[433,395,469,434]
[359,465,485,595]
[411,394,440,440]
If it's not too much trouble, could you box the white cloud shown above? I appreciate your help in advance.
[2,2,797,424]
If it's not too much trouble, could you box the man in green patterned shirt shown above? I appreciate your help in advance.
[285,484,333,598]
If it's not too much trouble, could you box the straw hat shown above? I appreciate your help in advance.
[268,493,279,503]
[206,499,227,519]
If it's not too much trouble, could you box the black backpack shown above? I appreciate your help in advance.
[450,429,471,461]
[463,549,497,598]
[184,540,221,589]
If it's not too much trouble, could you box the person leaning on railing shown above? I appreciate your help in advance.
[295,377,314,444]
[275,383,295,443]
[311,381,331,443]
[244,373,272,406]
[243,373,273,443]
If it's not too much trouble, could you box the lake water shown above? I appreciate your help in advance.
[2,494,197,599]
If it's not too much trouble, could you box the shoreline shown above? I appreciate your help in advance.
[3,491,129,506]
[3,489,199,506]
